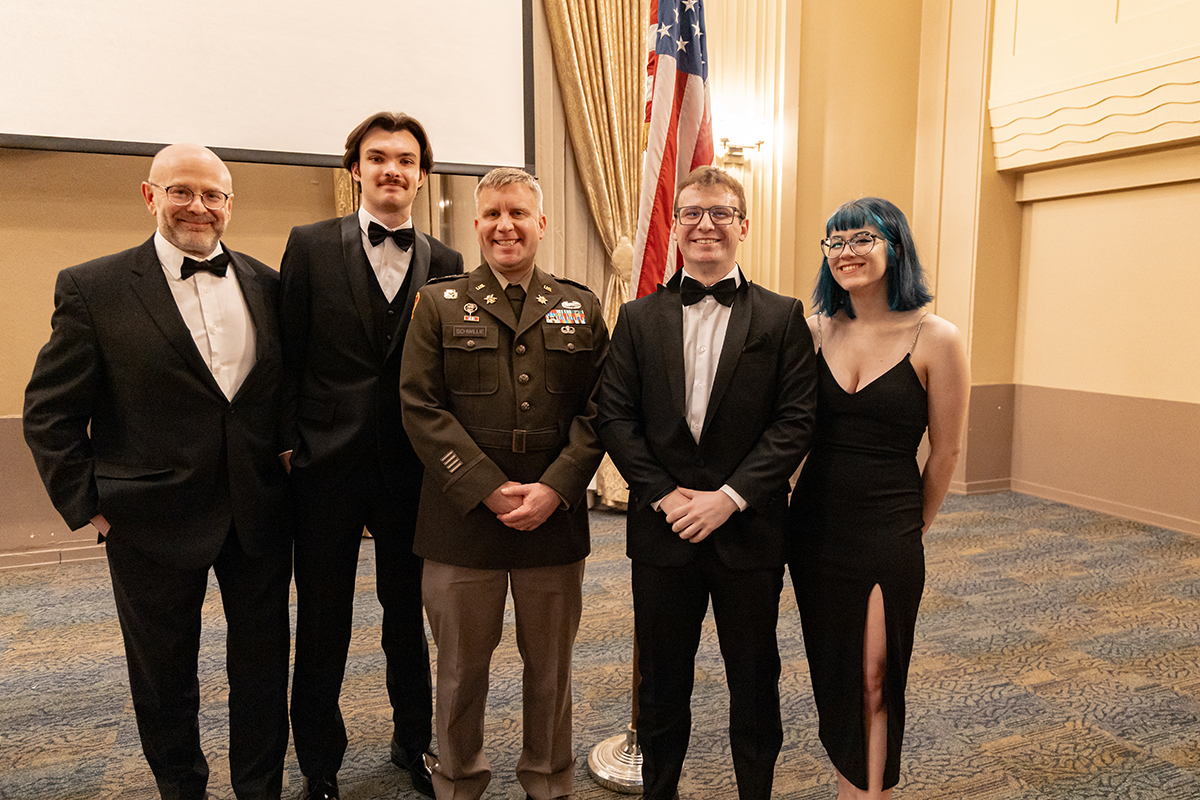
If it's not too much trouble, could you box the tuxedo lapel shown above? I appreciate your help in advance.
[228,252,273,401]
[339,214,380,353]
[703,280,753,434]
[127,239,225,398]
[654,277,688,419]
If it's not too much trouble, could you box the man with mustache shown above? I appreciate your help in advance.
[24,143,292,799]
[279,112,463,800]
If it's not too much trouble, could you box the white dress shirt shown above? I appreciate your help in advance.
[664,265,748,512]
[155,232,256,401]
[359,207,415,302]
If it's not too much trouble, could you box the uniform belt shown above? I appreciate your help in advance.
[465,425,560,454]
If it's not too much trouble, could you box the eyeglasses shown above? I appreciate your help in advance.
[820,232,883,259]
[675,205,743,226]
[147,183,233,210]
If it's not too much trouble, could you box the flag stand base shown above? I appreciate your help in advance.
[587,723,643,793]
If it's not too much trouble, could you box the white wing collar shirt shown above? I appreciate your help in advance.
[358,206,415,302]
[155,231,256,401]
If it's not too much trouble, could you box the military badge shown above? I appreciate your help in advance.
[444,288,458,299]
[537,295,548,305]
[561,325,576,334]
[562,300,582,309]
[485,294,497,304]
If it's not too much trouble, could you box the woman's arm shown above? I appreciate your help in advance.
[918,315,970,534]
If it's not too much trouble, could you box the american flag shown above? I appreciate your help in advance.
[630,0,714,298]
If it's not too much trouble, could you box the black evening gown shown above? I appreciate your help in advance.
[788,340,929,791]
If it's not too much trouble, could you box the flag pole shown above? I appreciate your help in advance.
[587,639,644,793]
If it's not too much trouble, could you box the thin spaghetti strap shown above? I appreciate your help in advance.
[908,312,930,354]
[817,314,824,349]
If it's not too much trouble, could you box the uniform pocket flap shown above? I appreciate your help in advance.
[542,325,594,353]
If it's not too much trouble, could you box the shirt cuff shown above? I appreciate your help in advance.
[719,484,748,512]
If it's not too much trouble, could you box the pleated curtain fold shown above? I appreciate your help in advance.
[543,0,647,508]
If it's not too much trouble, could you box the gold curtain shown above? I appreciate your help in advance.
[333,170,360,217]
[543,0,647,508]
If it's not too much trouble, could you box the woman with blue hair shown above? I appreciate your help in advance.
[788,197,969,799]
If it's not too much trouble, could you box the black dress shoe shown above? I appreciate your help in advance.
[389,736,436,798]
[301,775,339,800]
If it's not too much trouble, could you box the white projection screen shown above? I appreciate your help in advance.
[0,0,533,174]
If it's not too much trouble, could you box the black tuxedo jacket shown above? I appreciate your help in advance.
[597,270,818,569]
[23,237,290,571]
[278,214,463,494]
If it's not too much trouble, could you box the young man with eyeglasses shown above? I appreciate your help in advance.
[24,143,292,800]
[597,166,818,800]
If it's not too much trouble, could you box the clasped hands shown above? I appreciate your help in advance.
[659,487,737,543]
[485,481,561,531]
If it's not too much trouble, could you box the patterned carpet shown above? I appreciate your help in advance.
[1,492,1198,799]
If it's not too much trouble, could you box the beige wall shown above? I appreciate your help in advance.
[1016,175,1200,403]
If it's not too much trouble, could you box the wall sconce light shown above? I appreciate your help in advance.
[719,137,764,164]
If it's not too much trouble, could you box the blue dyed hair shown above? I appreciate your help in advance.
[812,197,932,318]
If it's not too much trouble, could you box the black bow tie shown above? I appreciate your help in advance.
[680,276,737,307]
[367,222,415,251]
[180,252,230,279]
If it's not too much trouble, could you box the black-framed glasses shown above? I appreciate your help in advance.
[147,183,233,210]
[675,205,743,226]
[820,232,883,259]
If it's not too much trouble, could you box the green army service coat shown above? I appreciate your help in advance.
[399,263,608,569]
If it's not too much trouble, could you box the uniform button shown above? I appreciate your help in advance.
[387,309,396,317]
[516,344,527,354]
[520,402,531,411]
[567,343,575,351]
[467,340,475,348]
[518,373,530,384]
[386,334,393,340]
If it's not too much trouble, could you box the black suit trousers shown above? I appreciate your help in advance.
[632,547,785,800]
[289,463,432,778]
[106,527,291,800]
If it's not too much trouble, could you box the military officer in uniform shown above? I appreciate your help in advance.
[399,167,608,800]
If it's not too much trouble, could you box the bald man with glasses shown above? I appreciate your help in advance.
[24,143,292,800]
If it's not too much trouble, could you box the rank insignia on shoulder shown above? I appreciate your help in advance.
[561,300,582,309]
[544,309,587,325]
[444,288,458,299]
